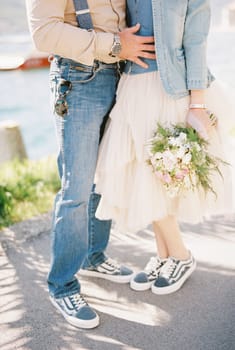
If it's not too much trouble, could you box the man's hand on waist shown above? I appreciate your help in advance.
[118,24,156,68]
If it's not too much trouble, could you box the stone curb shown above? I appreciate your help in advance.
[0,211,52,250]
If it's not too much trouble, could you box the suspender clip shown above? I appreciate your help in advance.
[75,9,90,15]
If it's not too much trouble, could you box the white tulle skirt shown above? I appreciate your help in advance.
[95,71,235,232]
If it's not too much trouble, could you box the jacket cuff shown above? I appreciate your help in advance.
[186,79,209,90]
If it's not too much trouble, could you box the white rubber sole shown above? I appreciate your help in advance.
[79,269,134,283]
[151,261,196,295]
[50,296,100,329]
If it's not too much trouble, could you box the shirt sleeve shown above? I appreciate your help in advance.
[25,0,117,65]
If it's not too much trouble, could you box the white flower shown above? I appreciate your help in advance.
[176,146,187,159]
[153,152,163,160]
[169,136,182,147]
[168,136,178,146]
[162,150,177,171]
[184,143,191,149]
[194,142,201,152]
[182,152,192,164]
[179,132,187,142]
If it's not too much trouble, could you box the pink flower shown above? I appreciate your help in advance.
[155,170,164,180]
[175,171,185,180]
[182,168,189,175]
[162,173,172,184]
[175,168,189,180]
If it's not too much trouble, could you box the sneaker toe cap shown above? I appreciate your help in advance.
[120,266,133,276]
[133,272,149,283]
[76,305,97,320]
[154,276,170,288]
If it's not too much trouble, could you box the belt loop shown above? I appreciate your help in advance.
[117,60,125,76]
[52,55,62,64]
[93,60,100,73]
[117,62,121,77]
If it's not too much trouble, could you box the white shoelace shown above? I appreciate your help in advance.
[160,258,177,279]
[144,257,162,276]
[103,258,120,270]
[70,293,87,311]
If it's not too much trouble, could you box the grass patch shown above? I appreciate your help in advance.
[0,157,60,229]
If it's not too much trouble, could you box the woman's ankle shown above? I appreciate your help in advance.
[169,249,190,261]
[158,254,168,260]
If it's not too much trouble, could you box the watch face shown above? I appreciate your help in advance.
[109,35,122,57]
[113,43,121,55]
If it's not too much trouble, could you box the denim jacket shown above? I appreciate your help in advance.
[126,0,215,99]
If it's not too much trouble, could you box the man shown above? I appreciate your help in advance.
[26,0,155,329]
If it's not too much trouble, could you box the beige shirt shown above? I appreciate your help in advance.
[25,0,126,65]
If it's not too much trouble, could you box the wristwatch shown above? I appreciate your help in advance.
[109,34,122,57]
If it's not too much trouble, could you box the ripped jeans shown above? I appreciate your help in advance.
[48,57,120,298]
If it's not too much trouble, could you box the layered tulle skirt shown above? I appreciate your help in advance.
[95,71,234,232]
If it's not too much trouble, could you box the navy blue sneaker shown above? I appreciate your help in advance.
[151,253,196,295]
[79,257,134,283]
[130,256,166,291]
[50,293,99,329]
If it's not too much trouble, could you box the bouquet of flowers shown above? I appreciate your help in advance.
[146,123,225,198]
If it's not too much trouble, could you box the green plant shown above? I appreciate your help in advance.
[0,157,60,229]
[0,185,12,226]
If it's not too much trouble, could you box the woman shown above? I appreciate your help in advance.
[94,0,234,295]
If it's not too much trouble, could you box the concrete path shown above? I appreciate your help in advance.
[0,213,235,350]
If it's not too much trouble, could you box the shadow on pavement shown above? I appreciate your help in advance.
[0,215,235,350]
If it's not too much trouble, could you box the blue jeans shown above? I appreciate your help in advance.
[48,57,119,298]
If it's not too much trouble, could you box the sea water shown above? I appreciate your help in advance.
[0,33,57,159]
[0,67,57,159]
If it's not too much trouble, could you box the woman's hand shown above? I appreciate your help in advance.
[186,108,217,140]
[187,90,217,139]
